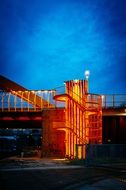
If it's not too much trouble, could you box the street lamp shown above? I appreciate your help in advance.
[84,70,90,80]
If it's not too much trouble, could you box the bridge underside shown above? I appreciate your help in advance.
[0,111,42,128]
[0,108,66,158]
[1,110,126,159]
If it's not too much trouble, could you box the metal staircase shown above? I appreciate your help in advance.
[54,80,102,159]
[0,75,54,109]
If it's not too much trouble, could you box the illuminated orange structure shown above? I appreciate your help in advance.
[0,75,102,159]
[54,80,102,159]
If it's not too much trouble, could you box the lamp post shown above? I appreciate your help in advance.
[84,70,90,93]
[84,70,90,81]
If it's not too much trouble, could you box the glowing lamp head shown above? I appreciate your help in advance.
[84,70,90,80]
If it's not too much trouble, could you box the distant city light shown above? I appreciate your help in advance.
[84,70,90,80]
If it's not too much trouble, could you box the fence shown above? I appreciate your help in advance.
[102,94,126,108]
[0,89,126,111]
[85,144,126,164]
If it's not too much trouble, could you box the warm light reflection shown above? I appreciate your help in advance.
[0,75,102,160]
[52,158,67,161]
[54,80,102,159]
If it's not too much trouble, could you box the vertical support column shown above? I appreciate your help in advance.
[65,97,69,157]
[52,90,56,107]
[27,91,30,111]
[34,91,36,111]
[78,108,81,144]
[14,92,17,112]
[41,91,43,109]
[2,92,4,112]
[21,91,23,112]
[8,93,10,111]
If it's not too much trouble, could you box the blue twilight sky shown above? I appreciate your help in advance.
[0,0,126,94]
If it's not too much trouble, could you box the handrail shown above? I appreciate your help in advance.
[54,93,101,112]
[102,94,126,108]
[0,90,56,111]
[0,75,55,109]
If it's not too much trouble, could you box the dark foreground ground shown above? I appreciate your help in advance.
[0,157,126,190]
